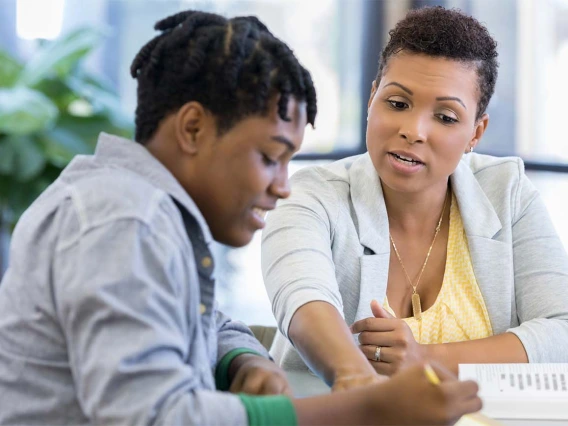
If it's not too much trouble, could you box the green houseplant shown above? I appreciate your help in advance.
[0,28,133,275]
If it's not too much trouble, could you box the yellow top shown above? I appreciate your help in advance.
[384,193,493,344]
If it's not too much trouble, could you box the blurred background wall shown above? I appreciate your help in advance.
[1,0,568,325]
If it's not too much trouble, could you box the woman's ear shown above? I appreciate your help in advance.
[468,113,489,153]
[174,101,211,155]
[368,80,378,110]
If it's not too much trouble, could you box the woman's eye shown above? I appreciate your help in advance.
[436,113,458,124]
[262,153,278,166]
[387,100,408,110]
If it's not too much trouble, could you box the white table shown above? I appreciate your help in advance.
[286,370,566,426]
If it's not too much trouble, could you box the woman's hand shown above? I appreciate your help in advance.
[229,354,292,396]
[350,300,426,376]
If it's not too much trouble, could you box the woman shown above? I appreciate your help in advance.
[0,9,480,426]
[262,6,568,391]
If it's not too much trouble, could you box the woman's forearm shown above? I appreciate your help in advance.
[425,332,529,374]
[288,301,375,385]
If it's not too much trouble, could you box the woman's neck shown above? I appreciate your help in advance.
[382,180,450,237]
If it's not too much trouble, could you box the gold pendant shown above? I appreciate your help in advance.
[411,292,422,321]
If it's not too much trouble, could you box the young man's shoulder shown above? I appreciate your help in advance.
[15,160,181,252]
[63,160,177,225]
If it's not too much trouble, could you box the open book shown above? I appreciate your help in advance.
[459,364,568,420]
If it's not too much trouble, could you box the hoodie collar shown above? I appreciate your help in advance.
[92,132,213,244]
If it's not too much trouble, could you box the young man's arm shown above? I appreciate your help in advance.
[55,211,481,426]
[215,310,292,395]
[55,209,249,425]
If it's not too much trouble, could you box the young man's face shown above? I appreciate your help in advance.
[186,97,307,247]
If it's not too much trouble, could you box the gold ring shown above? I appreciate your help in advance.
[373,345,381,362]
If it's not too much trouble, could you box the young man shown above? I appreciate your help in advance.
[0,10,481,425]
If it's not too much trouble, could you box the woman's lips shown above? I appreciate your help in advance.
[387,152,425,174]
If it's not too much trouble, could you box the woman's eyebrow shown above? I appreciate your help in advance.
[384,82,466,109]
[436,96,466,109]
[383,81,413,95]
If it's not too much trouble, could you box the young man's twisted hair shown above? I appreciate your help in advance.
[131,10,317,143]
[376,6,498,120]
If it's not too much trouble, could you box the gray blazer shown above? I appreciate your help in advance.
[262,152,568,371]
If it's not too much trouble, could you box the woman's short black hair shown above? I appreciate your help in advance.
[131,10,317,143]
[376,6,498,120]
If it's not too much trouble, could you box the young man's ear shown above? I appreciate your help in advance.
[175,102,210,155]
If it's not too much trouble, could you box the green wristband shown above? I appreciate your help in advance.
[239,394,297,426]
[215,348,262,391]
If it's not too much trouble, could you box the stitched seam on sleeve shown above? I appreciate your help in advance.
[312,167,342,241]
[514,158,523,221]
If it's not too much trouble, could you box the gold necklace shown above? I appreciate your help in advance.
[389,189,449,321]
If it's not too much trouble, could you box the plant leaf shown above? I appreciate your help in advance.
[39,128,93,167]
[0,87,58,135]
[0,50,23,88]
[0,137,17,175]
[34,77,78,111]
[66,74,133,129]
[57,112,117,142]
[84,73,118,94]
[0,175,44,225]
[0,162,63,227]
[6,136,46,181]
[17,28,104,87]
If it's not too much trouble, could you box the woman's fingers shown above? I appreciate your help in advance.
[370,299,395,319]
[350,317,397,334]
[356,329,398,346]
[358,344,398,375]
[360,344,391,362]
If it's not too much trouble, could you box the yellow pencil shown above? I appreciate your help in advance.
[423,364,503,426]
[424,364,441,385]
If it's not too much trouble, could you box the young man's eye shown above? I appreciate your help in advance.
[262,153,278,166]
[387,100,408,110]
[436,113,459,124]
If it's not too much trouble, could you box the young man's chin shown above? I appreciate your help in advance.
[215,229,255,248]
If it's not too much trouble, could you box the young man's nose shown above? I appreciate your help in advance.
[270,167,291,199]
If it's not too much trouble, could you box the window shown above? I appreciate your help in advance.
[516,0,568,164]
[0,0,381,322]
[448,0,568,167]
[2,0,568,325]
[109,0,369,155]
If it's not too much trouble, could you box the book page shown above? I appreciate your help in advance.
[459,364,568,420]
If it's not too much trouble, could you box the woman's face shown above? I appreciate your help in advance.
[366,52,488,195]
